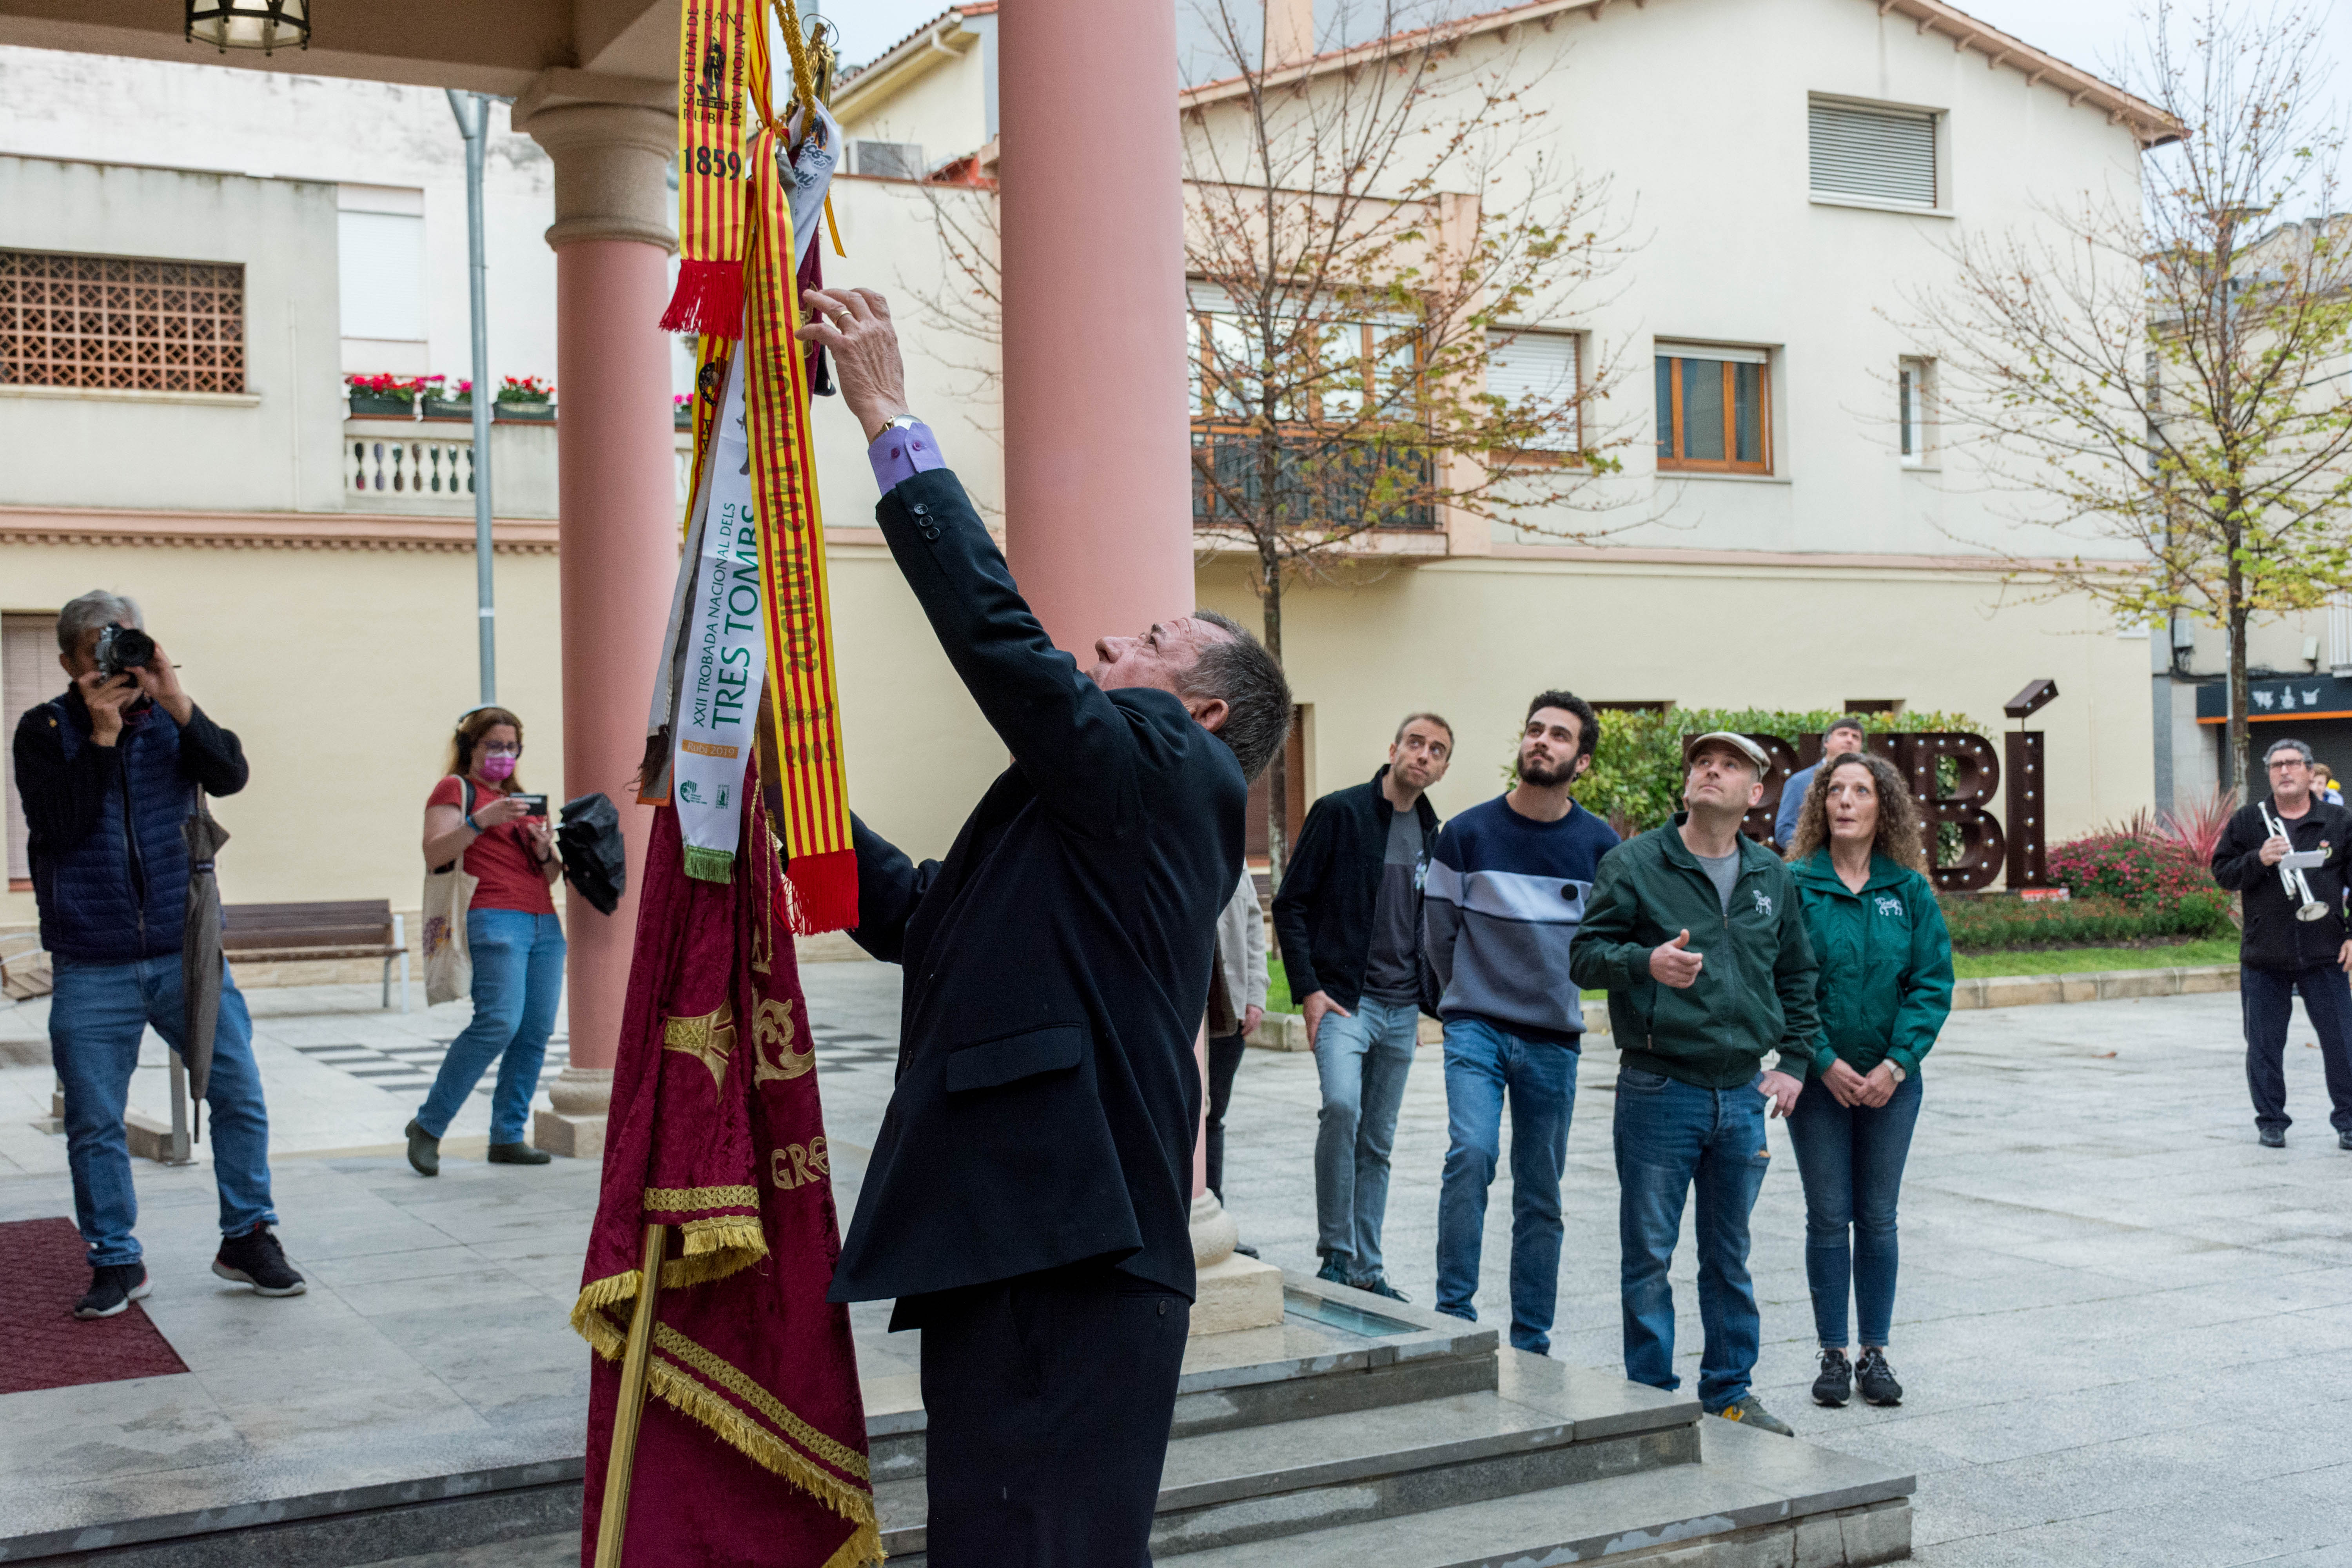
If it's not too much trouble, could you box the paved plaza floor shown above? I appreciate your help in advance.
[2,965,2349,1565]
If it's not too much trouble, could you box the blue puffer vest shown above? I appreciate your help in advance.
[33,698,196,965]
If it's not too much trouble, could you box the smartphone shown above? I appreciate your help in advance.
[508,794,550,818]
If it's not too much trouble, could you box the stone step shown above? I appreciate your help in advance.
[875,1352,1706,1561]
[867,1274,1512,1483]
[1161,1411,1915,1568]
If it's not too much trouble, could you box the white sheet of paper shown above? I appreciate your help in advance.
[2281,849,2326,871]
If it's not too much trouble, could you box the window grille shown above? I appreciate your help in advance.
[0,250,247,394]
[1899,358,1928,466]
[849,140,926,180]
[1809,100,1937,209]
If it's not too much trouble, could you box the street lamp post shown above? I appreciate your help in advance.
[446,88,498,704]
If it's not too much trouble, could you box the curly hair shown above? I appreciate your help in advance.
[1783,751,1927,873]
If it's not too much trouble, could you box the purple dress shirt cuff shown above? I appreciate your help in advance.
[867,420,946,493]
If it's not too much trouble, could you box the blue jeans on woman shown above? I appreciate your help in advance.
[1435,1018,1579,1354]
[1786,1069,1923,1348]
[51,954,276,1266]
[1313,996,1419,1281]
[1614,1067,1772,1412]
[417,908,564,1143]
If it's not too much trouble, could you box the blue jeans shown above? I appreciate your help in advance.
[1435,1019,1579,1354]
[2240,964,2352,1135]
[417,908,565,1142]
[1615,1067,1772,1412]
[1786,1070,1922,1348]
[50,953,277,1267]
[1313,996,1419,1279]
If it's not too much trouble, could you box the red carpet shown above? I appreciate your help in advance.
[0,1217,189,1394]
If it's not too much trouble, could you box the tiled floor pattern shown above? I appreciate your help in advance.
[289,1037,574,1097]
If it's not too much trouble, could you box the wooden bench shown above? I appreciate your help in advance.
[223,899,410,1012]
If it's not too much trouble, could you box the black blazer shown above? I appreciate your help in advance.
[828,469,1247,1312]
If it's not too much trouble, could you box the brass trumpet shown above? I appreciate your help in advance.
[2261,799,2333,922]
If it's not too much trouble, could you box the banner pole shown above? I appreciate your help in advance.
[594,1222,667,1568]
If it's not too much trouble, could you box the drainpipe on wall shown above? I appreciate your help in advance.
[448,88,499,704]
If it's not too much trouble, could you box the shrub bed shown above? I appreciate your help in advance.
[1940,892,2231,952]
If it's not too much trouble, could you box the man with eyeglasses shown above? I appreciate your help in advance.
[2211,737,2352,1150]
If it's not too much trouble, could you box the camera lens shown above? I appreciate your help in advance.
[111,628,154,671]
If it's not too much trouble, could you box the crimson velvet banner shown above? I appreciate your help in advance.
[573,764,878,1567]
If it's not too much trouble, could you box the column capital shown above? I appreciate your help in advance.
[516,71,678,254]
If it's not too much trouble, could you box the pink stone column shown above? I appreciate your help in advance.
[997,4,1218,1220]
[996,0,1196,657]
[518,89,679,1153]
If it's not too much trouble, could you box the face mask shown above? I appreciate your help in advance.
[479,752,517,782]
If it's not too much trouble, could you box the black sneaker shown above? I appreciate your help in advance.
[212,1223,307,1297]
[1856,1347,1903,1406]
[2339,1131,2352,1152]
[74,1262,151,1320]
[1710,1394,1794,1436]
[1354,1273,1411,1304]
[2260,1127,2287,1149]
[1316,1258,1354,1289]
[1232,1240,1260,1259]
[405,1118,440,1177]
[487,1141,552,1165]
[1812,1347,1852,1407]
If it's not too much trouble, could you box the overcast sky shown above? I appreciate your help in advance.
[816,0,2351,110]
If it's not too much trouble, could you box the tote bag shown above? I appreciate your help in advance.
[422,779,480,1006]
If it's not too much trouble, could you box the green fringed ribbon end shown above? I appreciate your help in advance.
[682,845,737,883]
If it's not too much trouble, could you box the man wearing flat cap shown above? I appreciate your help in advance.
[1570,730,1819,1438]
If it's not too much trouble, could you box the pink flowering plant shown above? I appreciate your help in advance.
[345,373,438,407]
[497,375,554,404]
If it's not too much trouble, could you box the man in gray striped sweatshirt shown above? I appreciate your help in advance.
[1423,690,1621,1354]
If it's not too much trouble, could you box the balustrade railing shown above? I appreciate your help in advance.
[348,434,474,500]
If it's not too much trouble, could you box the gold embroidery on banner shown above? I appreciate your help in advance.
[663,998,737,1093]
[752,996,814,1084]
[644,1184,760,1212]
[769,1136,829,1190]
[750,879,776,976]
[651,1319,874,1482]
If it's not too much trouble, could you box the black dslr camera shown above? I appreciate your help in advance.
[94,625,156,679]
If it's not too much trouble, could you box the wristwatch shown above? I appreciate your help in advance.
[878,413,923,440]
[1886,1062,1907,1083]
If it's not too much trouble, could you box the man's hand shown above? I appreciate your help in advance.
[796,287,911,443]
[1821,1056,1868,1107]
[2260,833,2292,866]
[2337,940,2351,975]
[130,640,194,726]
[1301,989,1350,1049]
[1242,1003,1264,1039]
[1649,929,1704,989]
[77,668,140,747]
[472,794,532,829]
[1758,1068,1803,1118]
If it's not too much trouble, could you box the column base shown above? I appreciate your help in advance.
[1188,1192,1282,1335]
[532,1066,613,1159]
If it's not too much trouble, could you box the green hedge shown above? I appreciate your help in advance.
[1938,891,2232,952]
[1568,707,1984,836]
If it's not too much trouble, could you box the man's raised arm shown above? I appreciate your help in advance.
[799,287,1142,832]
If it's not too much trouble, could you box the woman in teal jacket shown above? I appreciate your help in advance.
[1784,751,1953,1410]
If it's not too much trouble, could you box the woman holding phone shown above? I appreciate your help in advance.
[1782,750,1953,1408]
[406,706,565,1176]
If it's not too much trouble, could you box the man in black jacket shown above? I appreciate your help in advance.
[799,287,1290,1566]
[2211,737,2352,1149]
[13,592,304,1319]
[1270,714,1451,1299]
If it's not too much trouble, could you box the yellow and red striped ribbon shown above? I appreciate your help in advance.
[662,0,761,337]
[742,127,856,932]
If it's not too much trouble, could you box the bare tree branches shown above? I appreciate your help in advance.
[1904,0,2352,787]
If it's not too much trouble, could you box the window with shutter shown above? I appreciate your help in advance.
[1809,99,1938,210]
[850,140,926,180]
[3,613,55,885]
[1487,330,1579,452]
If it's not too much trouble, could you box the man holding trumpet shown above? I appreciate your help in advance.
[2211,739,2352,1150]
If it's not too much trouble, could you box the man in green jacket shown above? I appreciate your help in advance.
[1570,731,1820,1436]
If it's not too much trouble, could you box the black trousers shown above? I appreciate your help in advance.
[919,1262,1190,1566]
[2241,962,2352,1134]
[1204,1031,1248,1200]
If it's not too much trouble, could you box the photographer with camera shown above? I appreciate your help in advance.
[405,706,564,1177]
[12,590,304,1318]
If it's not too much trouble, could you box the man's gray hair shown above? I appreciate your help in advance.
[2265,737,2316,766]
[56,590,142,654]
[1181,611,1292,783]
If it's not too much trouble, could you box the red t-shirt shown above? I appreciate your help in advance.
[428,774,556,915]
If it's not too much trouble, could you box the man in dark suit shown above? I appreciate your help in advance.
[798,287,1290,1565]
